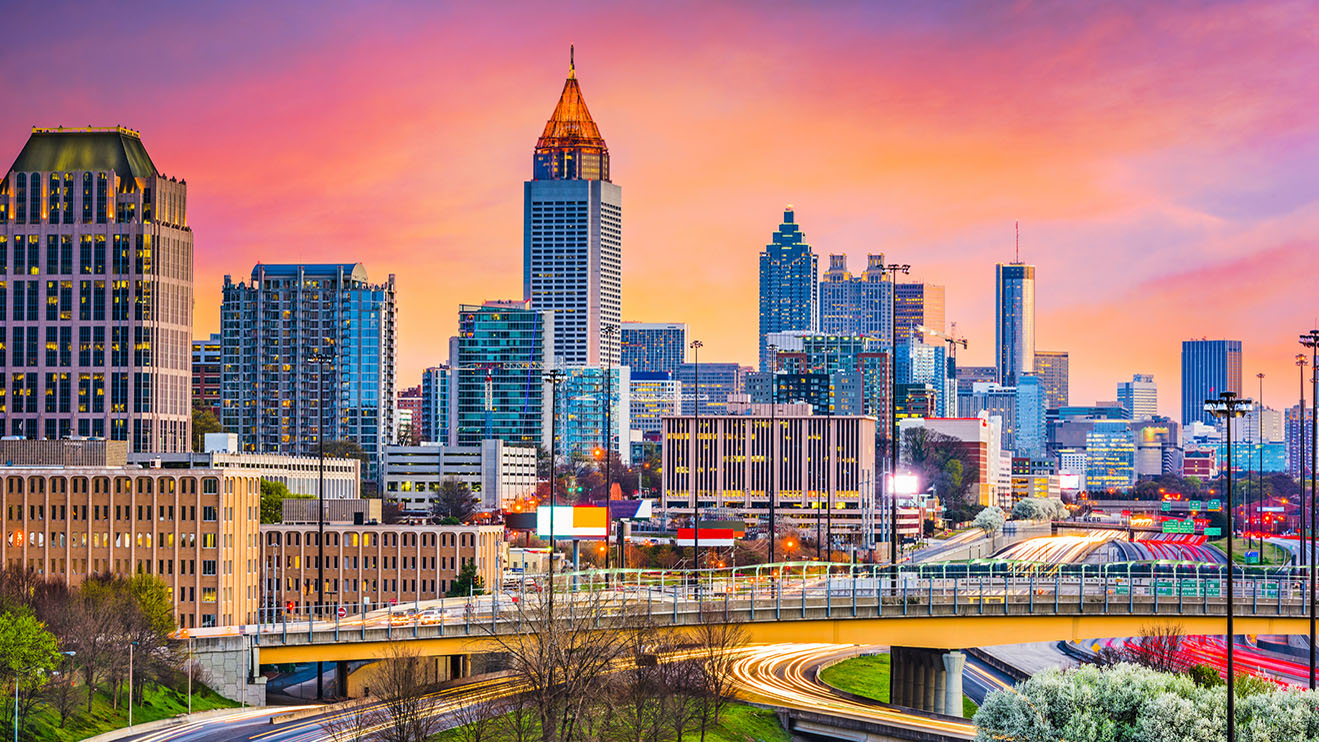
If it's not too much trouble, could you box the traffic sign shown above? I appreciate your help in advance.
[1205,527,1222,536]
[1161,502,1171,512]
[1245,551,1260,564]
[1208,499,1222,511]
[338,606,347,619]
[1189,500,1202,511]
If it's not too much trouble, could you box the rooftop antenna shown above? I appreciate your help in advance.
[1015,220,1020,263]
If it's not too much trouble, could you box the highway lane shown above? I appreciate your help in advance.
[729,644,977,739]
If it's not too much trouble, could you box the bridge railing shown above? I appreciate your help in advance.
[230,561,1314,647]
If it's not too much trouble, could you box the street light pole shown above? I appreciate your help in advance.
[690,339,704,570]
[1301,330,1319,689]
[884,263,911,566]
[602,324,618,570]
[308,346,333,700]
[1205,390,1251,739]
[545,369,565,615]
[127,640,139,727]
[768,343,778,565]
[1299,354,1309,569]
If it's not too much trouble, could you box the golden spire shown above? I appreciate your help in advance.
[569,44,575,80]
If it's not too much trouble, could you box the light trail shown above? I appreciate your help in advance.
[729,644,976,739]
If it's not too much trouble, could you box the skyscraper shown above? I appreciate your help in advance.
[221,263,396,478]
[554,366,631,464]
[1180,339,1242,426]
[995,263,1035,386]
[1032,350,1069,409]
[676,363,749,416]
[0,126,193,451]
[758,207,818,370]
[1014,375,1046,458]
[620,322,686,375]
[453,301,553,448]
[420,365,451,444]
[894,282,946,345]
[1116,374,1158,420]
[818,254,892,339]
[524,50,621,367]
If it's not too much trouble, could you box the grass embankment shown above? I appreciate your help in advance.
[819,653,978,719]
[432,701,790,742]
[1208,537,1290,565]
[23,683,237,742]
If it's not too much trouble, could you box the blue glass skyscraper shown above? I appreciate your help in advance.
[621,322,686,374]
[453,301,553,447]
[995,263,1035,386]
[221,263,396,479]
[758,207,818,371]
[1181,339,1242,426]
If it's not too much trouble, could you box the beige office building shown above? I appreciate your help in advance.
[0,453,261,628]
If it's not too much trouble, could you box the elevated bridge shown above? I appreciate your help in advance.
[188,561,1313,705]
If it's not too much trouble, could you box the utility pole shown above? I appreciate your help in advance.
[768,343,779,565]
[1301,330,1319,688]
[690,339,704,570]
[884,262,911,566]
[308,345,334,700]
[545,369,566,616]
[602,324,618,570]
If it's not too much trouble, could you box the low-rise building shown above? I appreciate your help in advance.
[260,523,505,615]
[0,441,262,629]
[382,440,536,514]
[899,415,1008,508]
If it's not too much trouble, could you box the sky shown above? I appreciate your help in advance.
[4,0,1317,419]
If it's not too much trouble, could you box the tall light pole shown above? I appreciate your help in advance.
[1297,353,1308,574]
[602,324,618,570]
[545,369,566,615]
[883,263,910,565]
[307,345,334,700]
[127,640,140,727]
[690,339,703,569]
[767,343,779,565]
[1301,330,1319,688]
[1205,390,1251,739]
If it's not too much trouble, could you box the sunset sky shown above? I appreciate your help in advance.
[4,1,1317,418]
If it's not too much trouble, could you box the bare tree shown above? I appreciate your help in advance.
[483,586,634,742]
[688,615,748,741]
[319,698,382,742]
[445,685,505,742]
[1126,623,1187,673]
[373,644,445,742]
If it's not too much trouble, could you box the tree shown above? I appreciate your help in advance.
[432,478,477,522]
[0,608,60,733]
[690,615,748,741]
[261,479,293,524]
[191,407,224,452]
[373,644,445,742]
[972,506,1005,536]
[1012,497,1068,521]
[446,562,485,598]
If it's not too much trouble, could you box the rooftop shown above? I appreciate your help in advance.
[8,126,159,180]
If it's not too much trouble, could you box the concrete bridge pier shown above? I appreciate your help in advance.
[890,646,966,717]
[190,635,265,706]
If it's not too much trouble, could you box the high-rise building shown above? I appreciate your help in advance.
[1032,350,1069,409]
[555,366,630,464]
[676,363,749,416]
[0,126,193,451]
[221,263,397,479]
[1286,404,1314,480]
[758,207,818,370]
[894,282,945,345]
[894,340,954,417]
[959,382,1018,453]
[523,52,621,367]
[420,365,451,444]
[818,254,893,339]
[1180,339,1242,426]
[620,322,686,375]
[629,372,681,435]
[1085,420,1136,492]
[995,263,1035,386]
[396,385,423,445]
[956,365,998,395]
[453,301,553,448]
[1014,375,1047,458]
[1116,374,1158,420]
[192,333,223,418]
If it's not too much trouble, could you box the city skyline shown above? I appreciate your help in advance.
[3,2,1316,419]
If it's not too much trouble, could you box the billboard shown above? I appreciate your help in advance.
[674,520,746,547]
[536,506,608,540]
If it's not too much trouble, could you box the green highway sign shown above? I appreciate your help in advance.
[1161,502,1171,512]
[1189,500,1202,511]
[1208,499,1222,511]
[1204,527,1222,536]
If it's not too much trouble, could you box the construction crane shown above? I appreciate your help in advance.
[915,322,968,364]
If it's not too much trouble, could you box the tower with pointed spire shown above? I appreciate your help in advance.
[524,47,622,367]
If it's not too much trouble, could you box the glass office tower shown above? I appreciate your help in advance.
[1181,339,1242,426]
[758,207,818,370]
[995,263,1035,386]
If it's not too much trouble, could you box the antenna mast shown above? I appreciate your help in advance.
[1015,220,1020,263]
